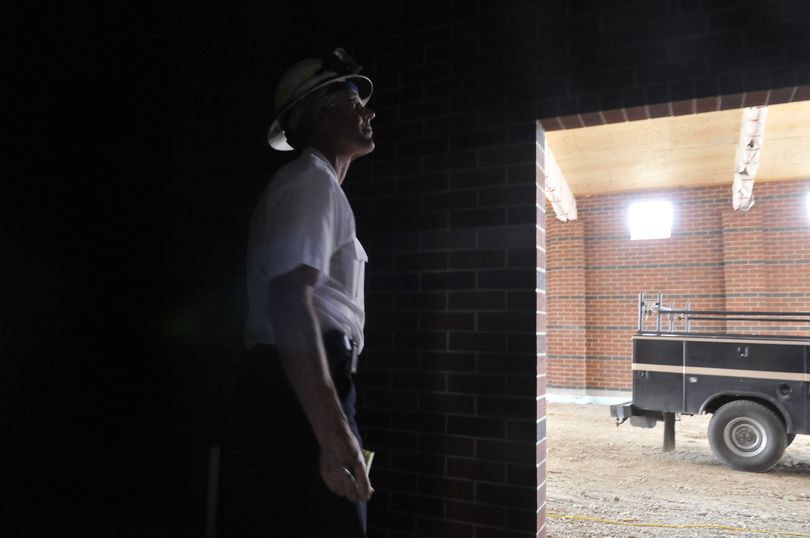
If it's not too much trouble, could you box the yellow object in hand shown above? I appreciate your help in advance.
[362,449,375,470]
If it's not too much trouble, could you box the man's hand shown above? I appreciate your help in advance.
[319,429,374,502]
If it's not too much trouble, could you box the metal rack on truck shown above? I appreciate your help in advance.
[610,293,810,472]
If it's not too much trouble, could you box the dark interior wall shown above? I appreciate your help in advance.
[5,5,302,535]
[7,2,810,537]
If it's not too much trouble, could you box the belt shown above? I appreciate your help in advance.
[322,330,360,374]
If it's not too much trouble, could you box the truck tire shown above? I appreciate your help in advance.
[708,400,786,473]
[786,433,796,447]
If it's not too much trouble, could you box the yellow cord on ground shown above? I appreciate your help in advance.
[547,512,810,537]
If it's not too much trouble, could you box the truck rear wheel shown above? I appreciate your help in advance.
[708,400,786,472]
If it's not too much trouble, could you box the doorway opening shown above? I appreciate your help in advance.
[536,91,810,535]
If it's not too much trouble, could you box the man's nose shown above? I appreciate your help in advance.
[363,107,375,121]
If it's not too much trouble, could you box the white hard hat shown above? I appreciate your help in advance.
[268,48,373,151]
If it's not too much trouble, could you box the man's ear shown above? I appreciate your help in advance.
[310,106,334,138]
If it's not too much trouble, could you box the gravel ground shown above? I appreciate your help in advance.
[546,402,810,537]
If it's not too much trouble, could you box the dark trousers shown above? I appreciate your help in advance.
[224,333,365,537]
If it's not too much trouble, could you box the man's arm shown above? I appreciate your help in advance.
[268,264,373,502]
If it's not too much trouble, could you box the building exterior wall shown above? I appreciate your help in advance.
[547,179,810,393]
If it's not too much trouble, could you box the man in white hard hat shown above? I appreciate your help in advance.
[240,48,375,537]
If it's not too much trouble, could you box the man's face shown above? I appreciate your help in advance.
[322,89,376,158]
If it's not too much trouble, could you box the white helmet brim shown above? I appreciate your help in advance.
[267,73,372,151]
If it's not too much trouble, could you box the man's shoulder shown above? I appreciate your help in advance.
[260,156,340,214]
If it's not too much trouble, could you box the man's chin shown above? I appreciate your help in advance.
[359,138,375,154]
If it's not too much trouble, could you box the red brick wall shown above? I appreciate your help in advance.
[547,179,810,392]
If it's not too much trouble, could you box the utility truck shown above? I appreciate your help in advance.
[610,293,810,472]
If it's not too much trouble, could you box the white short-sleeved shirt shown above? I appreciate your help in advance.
[244,148,367,351]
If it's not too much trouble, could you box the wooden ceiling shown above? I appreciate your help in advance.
[545,100,810,196]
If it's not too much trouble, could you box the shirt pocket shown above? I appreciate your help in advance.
[351,238,368,300]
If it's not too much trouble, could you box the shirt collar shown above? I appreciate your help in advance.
[302,147,338,180]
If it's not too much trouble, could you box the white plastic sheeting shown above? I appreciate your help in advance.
[732,106,768,211]
[543,141,578,221]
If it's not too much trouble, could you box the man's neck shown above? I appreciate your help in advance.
[310,143,351,186]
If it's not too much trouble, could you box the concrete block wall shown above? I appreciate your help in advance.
[547,179,810,393]
[8,1,810,536]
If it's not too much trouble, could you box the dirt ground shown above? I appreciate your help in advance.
[546,402,810,537]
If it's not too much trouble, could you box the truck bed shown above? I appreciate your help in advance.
[631,332,809,434]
